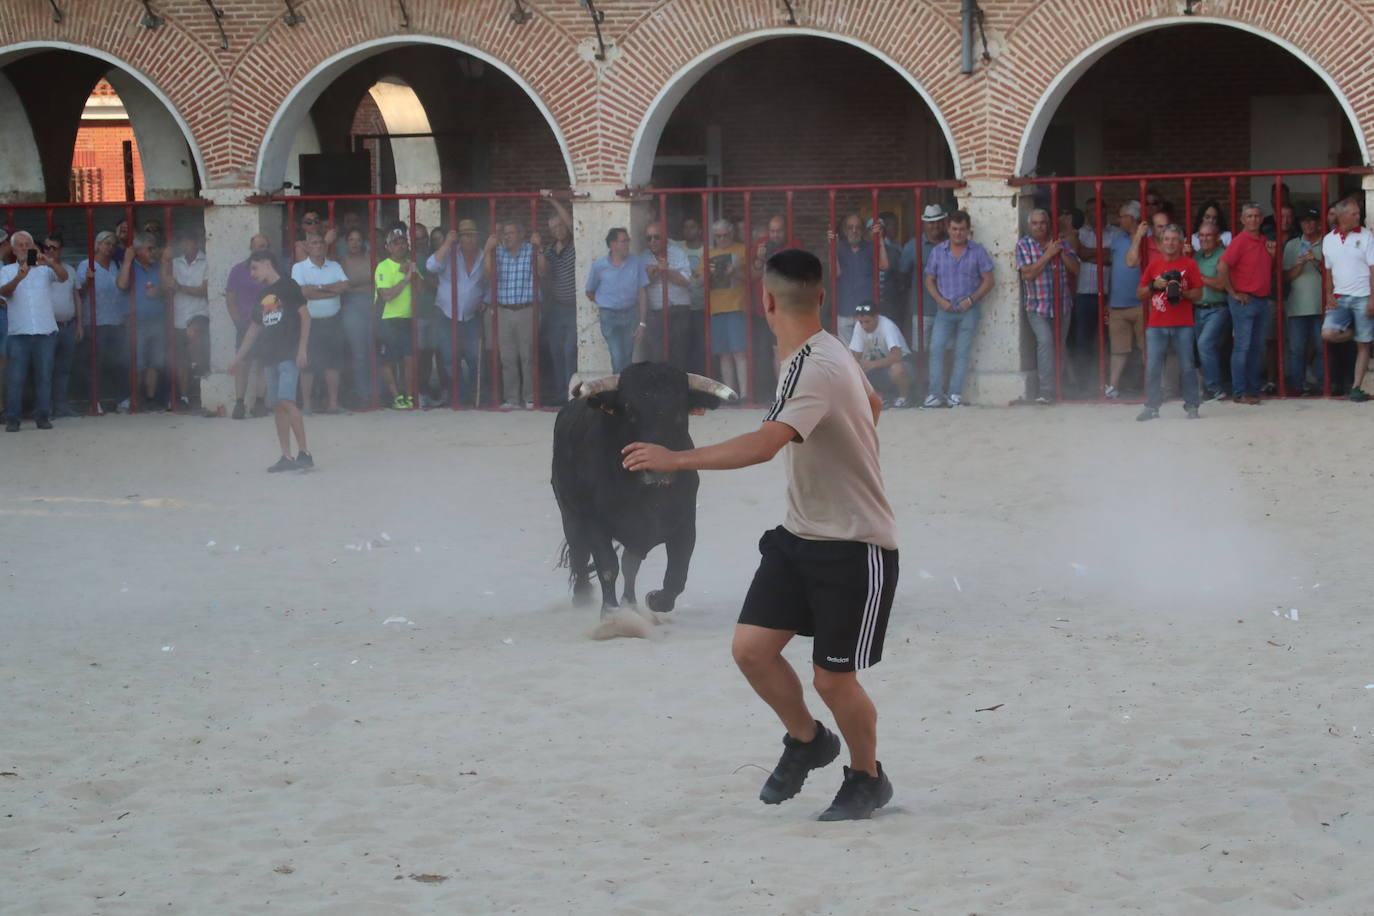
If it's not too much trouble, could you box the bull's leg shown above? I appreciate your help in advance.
[620,550,644,606]
[587,531,621,614]
[648,525,695,613]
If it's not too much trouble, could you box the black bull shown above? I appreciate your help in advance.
[551,362,738,615]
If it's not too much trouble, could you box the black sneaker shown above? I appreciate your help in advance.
[817,763,894,821]
[267,455,297,473]
[1350,388,1370,403]
[295,451,314,469]
[232,401,246,420]
[251,400,270,418]
[5,418,20,433]
[1136,407,1159,422]
[759,721,841,805]
[35,415,53,430]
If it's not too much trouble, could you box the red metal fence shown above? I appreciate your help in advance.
[1010,167,1374,401]
[619,180,966,403]
[3,200,208,416]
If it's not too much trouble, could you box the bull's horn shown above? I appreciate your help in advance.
[570,374,619,399]
[686,374,739,402]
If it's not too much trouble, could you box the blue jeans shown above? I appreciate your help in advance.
[52,321,78,411]
[927,304,981,398]
[1194,305,1231,394]
[341,295,375,404]
[434,314,486,405]
[1228,296,1270,398]
[5,332,58,420]
[1285,314,1324,392]
[544,303,578,399]
[1146,325,1199,409]
[599,307,638,373]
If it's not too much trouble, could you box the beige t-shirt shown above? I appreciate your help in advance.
[765,330,898,550]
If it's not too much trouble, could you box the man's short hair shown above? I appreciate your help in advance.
[133,232,157,250]
[763,248,824,313]
[1120,200,1142,220]
[248,249,277,266]
[1240,201,1264,217]
[1158,224,1184,240]
[1336,197,1361,216]
[711,218,734,235]
[948,209,971,227]
[605,227,627,246]
[10,230,34,246]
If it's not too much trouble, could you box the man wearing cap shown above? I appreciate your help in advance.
[899,204,949,349]
[849,301,913,407]
[1282,207,1325,396]
[922,209,994,407]
[76,230,128,412]
[427,219,489,406]
[1,231,68,430]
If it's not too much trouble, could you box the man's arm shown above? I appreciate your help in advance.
[48,260,69,283]
[377,269,412,303]
[228,322,261,371]
[296,308,311,369]
[1017,241,1060,281]
[971,269,994,306]
[115,253,133,291]
[0,266,25,299]
[924,273,950,311]
[622,421,798,472]
[1216,259,1238,299]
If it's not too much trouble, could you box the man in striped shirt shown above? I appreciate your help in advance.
[622,248,899,821]
[541,194,578,403]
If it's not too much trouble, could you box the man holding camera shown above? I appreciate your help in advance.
[1135,224,1203,421]
[0,231,68,430]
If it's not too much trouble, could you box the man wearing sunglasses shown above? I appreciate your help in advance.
[43,234,82,418]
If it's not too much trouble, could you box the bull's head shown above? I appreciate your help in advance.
[570,363,738,485]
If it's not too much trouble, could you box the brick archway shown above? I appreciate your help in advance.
[0,41,209,196]
[1000,8,1374,177]
[253,35,577,193]
[621,27,964,188]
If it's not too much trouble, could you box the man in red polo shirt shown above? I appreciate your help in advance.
[1217,202,1277,404]
[1135,224,1203,421]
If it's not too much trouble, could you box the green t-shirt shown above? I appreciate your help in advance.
[1193,247,1228,305]
[1282,237,1324,317]
[375,258,413,320]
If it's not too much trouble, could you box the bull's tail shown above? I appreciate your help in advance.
[555,541,598,585]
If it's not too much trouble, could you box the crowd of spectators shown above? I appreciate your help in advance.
[4,190,1370,428]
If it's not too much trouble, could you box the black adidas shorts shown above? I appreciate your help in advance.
[739,526,898,672]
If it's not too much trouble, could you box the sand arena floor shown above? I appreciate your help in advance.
[3,399,1373,914]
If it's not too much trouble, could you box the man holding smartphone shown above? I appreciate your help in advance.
[0,231,69,431]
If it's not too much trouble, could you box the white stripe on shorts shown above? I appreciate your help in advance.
[856,544,883,669]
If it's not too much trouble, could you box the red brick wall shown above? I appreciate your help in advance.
[71,123,145,201]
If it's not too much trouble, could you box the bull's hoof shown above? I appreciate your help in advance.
[571,582,594,607]
[646,590,677,613]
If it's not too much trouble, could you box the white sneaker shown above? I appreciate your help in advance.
[116,398,130,413]
[892,397,910,409]
[921,394,945,409]
[1104,385,1119,400]
[524,400,535,409]
[947,394,962,407]
[500,401,520,409]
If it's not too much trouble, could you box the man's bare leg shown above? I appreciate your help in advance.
[1355,342,1371,391]
[813,667,877,777]
[732,624,816,740]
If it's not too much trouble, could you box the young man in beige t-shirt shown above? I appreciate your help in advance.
[623,249,899,821]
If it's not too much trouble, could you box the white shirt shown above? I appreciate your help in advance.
[0,263,59,335]
[1322,227,1374,297]
[1077,225,1121,295]
[848,314,911,361]
[171,252,209,329]
[49,262,78,321]
[646,244,693,309]
[291,257,348,318]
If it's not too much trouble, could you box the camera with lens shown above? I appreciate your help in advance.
[1160,269,1183,304]
[709,253,734,286]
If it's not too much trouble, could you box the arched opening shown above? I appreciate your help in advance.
[261,40,573,198]
[1019,21,1364,202]
[0,45,201,203]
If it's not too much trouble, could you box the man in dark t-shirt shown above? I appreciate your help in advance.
[229,250,314,472]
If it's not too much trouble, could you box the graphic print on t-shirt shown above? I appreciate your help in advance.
[260,293,283,327]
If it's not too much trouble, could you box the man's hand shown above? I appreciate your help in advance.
[445,230,460,246]
[1044,239,1062,258]
[958,296,973,311]
[484,235,498,252]
[295,349,308,371]
[622,441,677,472]
[1233,292,1251,304]
[937,296,952,312]
[530,231,543,248]
[756,242,768,261]
[634,322,647,340]
[1134,221,1149,239]
[1265,240,1277,256]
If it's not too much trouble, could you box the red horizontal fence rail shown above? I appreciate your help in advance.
[3,200,208,417]
[1008,167,1373,402]
[618,180,965,404]
[254,191,571,412]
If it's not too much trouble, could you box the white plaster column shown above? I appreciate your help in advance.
[393,183,442,231]
[198,188,278,409]
[957,178,1029,405]
[1363,174,1374,230]
[0,71,45,203]
[570,184,652,379]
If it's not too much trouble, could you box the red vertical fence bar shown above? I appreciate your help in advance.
[84,206,99,414]
[869,187,881,312]
[827,190,838,336]
[1320,174,1331,397]
[407,197,419,409]
[529,196,541,409]
[784,190,795,245]
[912,186,924,353]
[367,198,380,410]
[447,198,461,410]
[487,197,500,408]
[700,192,713,380]
[658,192,670,362]
[742,190,754,402]
[1050,181,1062,401]
[1273,174,1287,398]
[164,204,177,412]
[1183,178,1193,242]
[125,203,139,412]
[1228,177,1238,245]
[1094,184,1106,395]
